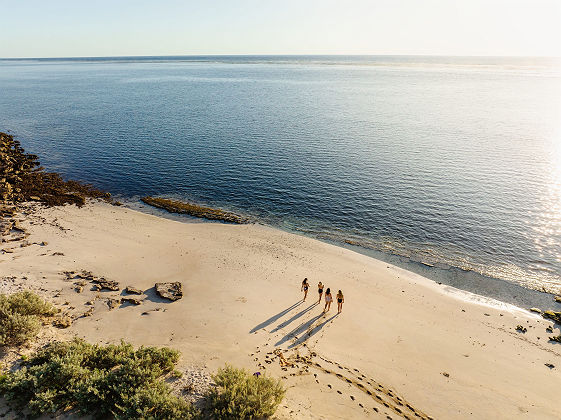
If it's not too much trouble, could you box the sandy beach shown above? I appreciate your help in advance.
[1,201,560,419]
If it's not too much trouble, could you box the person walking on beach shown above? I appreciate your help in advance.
[336,290,344,313]
[317,281,324,303]
[301,278,309,301]
[324,288,333,312]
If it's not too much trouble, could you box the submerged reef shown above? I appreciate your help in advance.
[141,196,249,224]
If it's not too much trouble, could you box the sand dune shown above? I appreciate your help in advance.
[1,201,560,419]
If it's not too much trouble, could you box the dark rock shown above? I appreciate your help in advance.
[549,335,561,343]
[555,296,561,304]
[155,282,183,301]
[107,298,120,310]
[92,278,119,291]
[515,325,527,333]
[542,310,561,324]
[546,326,554,333]
[545,363,555,369]
[121,297,143,305]
[125,286,143,295]
[529,308,542,314]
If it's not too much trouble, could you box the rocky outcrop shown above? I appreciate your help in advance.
[1,132,112,206]
[125,286,143,295]
[141,196,249,224]
[92,278,120,291]
[155,282,183,301]
[542,311,561,324]
[121,297,143,305]
[107,298,120,310]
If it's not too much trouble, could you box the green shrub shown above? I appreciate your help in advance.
[207,365,285,419]
[0,291,57,346]
[0,338,197,419]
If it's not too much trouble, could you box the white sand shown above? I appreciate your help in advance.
[1,201,560,419]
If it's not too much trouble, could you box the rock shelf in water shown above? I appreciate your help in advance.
[141,196,248,224]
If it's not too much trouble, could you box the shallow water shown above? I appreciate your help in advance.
[1,55,560,301]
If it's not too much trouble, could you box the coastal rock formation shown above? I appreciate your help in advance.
[107,298,120,310]
[1,132,112,207]
[530,308,542,314]
[141,196,249,224]
[516,325,527,333]
[542,311,561,325]
[121,297,143,305]
[125,286,143,295]
[155,282,183,301]
[92,278,120,291]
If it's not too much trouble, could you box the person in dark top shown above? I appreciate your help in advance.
[301,278,309,301]
[336,290,344,313]
[317,281,324,303]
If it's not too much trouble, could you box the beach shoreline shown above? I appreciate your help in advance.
[126,196,560,311]
[1,200,560,419]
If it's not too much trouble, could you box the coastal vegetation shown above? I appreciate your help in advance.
[0,339,196,419]
[0,132,111,206]
[141,196,248,224]
[0,339,286,419]
[0,291,57,346]
[207,365,285,419]
[0,288,286,419]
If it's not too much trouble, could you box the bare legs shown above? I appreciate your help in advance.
[318,291,323,304]
[323,300,332,312]
[337,301,343,313]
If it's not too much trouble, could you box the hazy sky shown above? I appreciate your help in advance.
[2,0,560,58]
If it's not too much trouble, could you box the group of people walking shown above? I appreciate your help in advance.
[301,278,344,313]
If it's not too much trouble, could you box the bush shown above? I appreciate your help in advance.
[0,338,197,419]
[207,365,285,419]
[0,291,57,346]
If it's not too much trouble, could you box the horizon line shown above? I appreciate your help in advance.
[1,53,560,60]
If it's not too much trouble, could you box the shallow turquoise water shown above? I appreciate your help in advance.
[1,55,560,300]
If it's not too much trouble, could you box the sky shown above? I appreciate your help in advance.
[1,0,560,58]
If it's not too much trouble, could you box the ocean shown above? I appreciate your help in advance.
[1,55,560,308]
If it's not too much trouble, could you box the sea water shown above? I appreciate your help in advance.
[0,55,560,307]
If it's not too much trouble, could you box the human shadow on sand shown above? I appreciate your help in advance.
[288,313,339,349]
[270,302,319,333]
[250,300,303,333]
[275,312,325,346]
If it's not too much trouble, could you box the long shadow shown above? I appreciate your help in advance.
[275,312,324,346]
[249,300,303,333]
[288,313,339,349]
[270,302,319,333]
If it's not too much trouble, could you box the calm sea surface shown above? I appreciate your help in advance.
[1,56,560,306]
